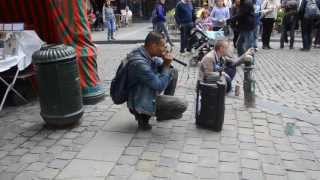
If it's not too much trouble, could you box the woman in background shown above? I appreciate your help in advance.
[103,0,116,40]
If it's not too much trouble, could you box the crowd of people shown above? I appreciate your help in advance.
[174,0,320,52]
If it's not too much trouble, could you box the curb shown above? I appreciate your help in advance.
[93,38,303,45]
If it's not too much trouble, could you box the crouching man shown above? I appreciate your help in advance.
[126,32,188,130]
[199,40,254,92]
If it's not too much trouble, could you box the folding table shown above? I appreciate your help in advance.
[0,51,28,111]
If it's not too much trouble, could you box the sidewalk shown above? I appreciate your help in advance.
[92,22,303,44]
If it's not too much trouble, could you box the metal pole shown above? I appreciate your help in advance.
[243,62,256,107]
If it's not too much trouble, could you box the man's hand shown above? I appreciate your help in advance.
[162,52,173,67]
[245,48,255,56]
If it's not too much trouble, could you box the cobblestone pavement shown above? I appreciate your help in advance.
[1,41,320,180]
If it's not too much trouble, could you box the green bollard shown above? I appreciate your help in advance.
[243,61,256,108]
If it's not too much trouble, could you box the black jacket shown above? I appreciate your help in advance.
[229,0,256,31]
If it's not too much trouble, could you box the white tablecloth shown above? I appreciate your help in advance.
[0,30,43,72]
[0,51,26,72]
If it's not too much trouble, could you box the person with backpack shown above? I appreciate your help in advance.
[153,0,174,47]
[111,32,188,130]
[228,0,256,56]
[299,0,320,51]
[280,0,299,49]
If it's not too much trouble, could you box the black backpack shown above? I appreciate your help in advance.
[110,58,140,104]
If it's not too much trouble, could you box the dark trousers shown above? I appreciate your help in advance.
[130,68,187,122]
[261,18,275,47]
[224,65,237,93]
[180,23,193,53]
[280,14,297,48]
[155,22,174,46]
[315,27,320,45]
[301,18,314,49]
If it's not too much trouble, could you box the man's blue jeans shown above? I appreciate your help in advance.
[236,31,255,56]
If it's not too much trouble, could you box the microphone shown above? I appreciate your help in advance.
[173,58,187,66]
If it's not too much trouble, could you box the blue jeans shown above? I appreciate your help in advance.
[236,31,255,56]
[105,19,115,39]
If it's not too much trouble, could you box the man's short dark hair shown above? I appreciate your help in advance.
[145,32,165,46]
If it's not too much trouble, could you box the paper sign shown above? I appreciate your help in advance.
[12,23,24,31]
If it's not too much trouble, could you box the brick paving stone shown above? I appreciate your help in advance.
[194,167,218,179]
[177,162,194,174]
[279,151,299,161]
[5,162,28,173]
[239,135,256,143]
[219,172,239,180]
[258,147,276,155]
[30,146,47,154]
[240,143,257,151]
[14,171,38,180]
[262,163,286,175]
[256,140,274,147]
[136,160,157,172]
[130,139,149,147]
[38,167,60,179]
[129,171,151,180]
[171,172,195,180]
[141,152,160,161]
[47,159,69,169]
[242,168,264,180]
[219,162,240,173]
[125,147,145,156]
[265,175,288,180]
[110,165,135,177]
[185,138,202,145]
[9,148,29,156]
[118,155,139,166]
[241,159,260,170]
[152,166,174,178]
[165,140,184,150]
[262,154,282,165]
[0,172,15,180]
[183,145,200,154]
[220,152,239,162]
[146,143,164,153]
[19,154,40,163]
[56,151,77,160]
[161,149,180,159]
[179,153,198,163]
[25,162,47,171]
[240,150,260,160]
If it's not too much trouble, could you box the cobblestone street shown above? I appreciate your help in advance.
[1,31,320,180]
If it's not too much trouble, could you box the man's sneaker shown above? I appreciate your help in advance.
[138,119,152,130]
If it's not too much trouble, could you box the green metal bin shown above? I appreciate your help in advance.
[32,44,83,126]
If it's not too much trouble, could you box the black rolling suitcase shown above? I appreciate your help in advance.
[195,78,226,131]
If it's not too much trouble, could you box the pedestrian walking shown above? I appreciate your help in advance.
[210,0,230,31]
[261,0,278,49]
[280,0,298,49]
[125,32,188,130]
[299,0,320,51]
[103,0,116,40]
[153,0,174,47]
[314,20,320,47]
[230,0,241,48]
[229,0,256,56]
[175,0,195,54]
